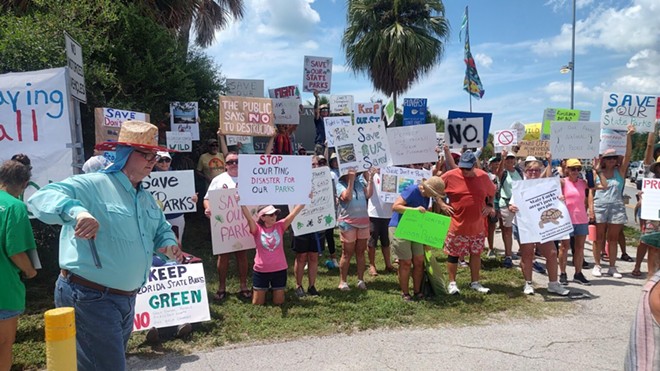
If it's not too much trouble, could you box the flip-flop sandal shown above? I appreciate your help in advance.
[239,290,253,299]
[213,291,227,301]
[401,293,413,302]
[620,254,634,262]
[414,292,425,301]
[631,270,642,277]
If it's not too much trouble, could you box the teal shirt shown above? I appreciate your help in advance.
[28,171,177,291]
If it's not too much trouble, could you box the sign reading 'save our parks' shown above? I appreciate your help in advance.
[208,188,257,255]
[219,96,275,136]
[386,124,438,165]
[133,263,210,331]
[226,78,264,97]
[394,209,451,249]
[289,167,336,236]
[238,154,312,205]
[142,170,197,214]
[541,108,590,140]
[303,56,332,93]
[333,121,391,175]
[601,92,657,133]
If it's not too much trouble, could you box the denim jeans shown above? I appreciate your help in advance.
[55,275,136,371]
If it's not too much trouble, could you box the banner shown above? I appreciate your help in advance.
[219,96,275,137]
[641,178,660,221]
[0,68,73,201]
[268,85,301,102]
[303,56,332,93]
[549,121,600,159]
[289,167,335,236]
[353,102,382,124]
[273,98,300,125]
[445,117,484,149]
[323,116,352,147]
[516,140,549,158]
[226,78,264,97]
[541,108,590,140]
[166,131,192,152]
[512,177,573,243]
[142,170,197,214]
[379,167,432,203]
[94,107,148,144]
[133,263,210,331]
[170,102,199,141]
[333,121,391,175]
[402,98,427,126]
[208,188,257,255]
[599,128,626,155]
[238,154,312,205]
[601,92,657,133]
[448,110,491,145]
[387,124,437,165]
[329,95,353,115]
[394,209,451,249]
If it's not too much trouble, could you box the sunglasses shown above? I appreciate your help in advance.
[568,167,581,171]
[226,160,238,165]
[525,169,541,174]
[158,158,171,163]
[135,150,160,162]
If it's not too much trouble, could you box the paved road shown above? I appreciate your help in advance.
[128,236,649,371]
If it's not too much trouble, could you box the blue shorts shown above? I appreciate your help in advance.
[0,309,23,320]
[571,223,588,237]
[253,269,287,291]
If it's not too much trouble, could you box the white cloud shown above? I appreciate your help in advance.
[475,53,493,68]
[545,0,595,12]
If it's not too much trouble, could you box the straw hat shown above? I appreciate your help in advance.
[601,148,619,158]
[95,120,171,152]
[421,176,445,199]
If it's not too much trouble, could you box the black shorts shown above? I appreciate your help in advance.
[253,269,287,291]
[368,217,391,248]
[292,232,323,254]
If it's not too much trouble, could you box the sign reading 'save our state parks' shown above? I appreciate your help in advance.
[219,96,275,136]
[601,92,657,133]
[386,124,437,165]
[208,188,257,255]
[142,170,196,215]
[238,154,312,205]
[333,121,391,175]
[303,56,332,93]
[289,167,336,236]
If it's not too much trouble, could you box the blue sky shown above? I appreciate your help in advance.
[206,0,660,132]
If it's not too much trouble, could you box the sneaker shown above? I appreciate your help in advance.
[547,281,570,296]
[448,281,460,295]
[146,327,160,344]
[559,273,568,286]
[295,286,306,298]
[511,253,520,260]
[592,265,602,277]
[607,267,623,279]
[573,272,591,285]
[532,261,546,274]
[338,282,350,291]
[332,258,340,269]
[523,281,535,295]
[503,256,513,268]
[487,249,497,259]
[324,259,334,269]
[357,280,367,290]
[470,281,491,294]
[459,260,468,267]
[175,323,192,338]
[307,285,320,296]
[582,260,590,269]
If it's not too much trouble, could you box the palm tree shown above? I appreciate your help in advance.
[342,0,449,109]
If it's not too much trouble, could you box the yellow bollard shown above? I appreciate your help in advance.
[44,307,77,371]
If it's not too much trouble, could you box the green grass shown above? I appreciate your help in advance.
[13,214,572,370]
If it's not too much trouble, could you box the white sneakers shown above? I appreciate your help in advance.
[523,281,535,295]
[338,282,350,291]
[592,265,603,277]
[547,281,570,296]
[470,281,491,294]
[592,265,623,278]
[357,280,367,290]
[607,267,623,278]
[448,282,460,295]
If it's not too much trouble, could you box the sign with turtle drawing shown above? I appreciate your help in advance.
[289,167,336,236]
[511,177,573,244]
[208,188,258,255]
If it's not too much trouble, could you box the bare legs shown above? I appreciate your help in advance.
[216,250,250,294]
[0,317,18,371]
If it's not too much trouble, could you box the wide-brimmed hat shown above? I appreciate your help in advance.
[420,176,445,199]
[566,158,582,169]
[257,205,280,218]
[601,148,619,158]
[95,121,171,152]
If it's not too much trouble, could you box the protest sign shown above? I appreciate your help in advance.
[273,98,301,125]
[323,116,352,147]
[379,166,432,203]
[133,263,210,331]
[219,96,275,137]
[289,167,336,235]
[445,117,484,149]
[226,78,264,97]
[524,123,542,140]
[303,56,332,93]
[436,133,445,147]
[641,178,660,221]
[550,121,600,159]
[394,209,451,249]
[142,170,196,215]
[208,188,257,254]
[238,154,312,205]
[330,95,353,115]
[541,108,590,140]
[226,135,253,146]
[601,92,657,133]
[166,131,192,152]
[170,102,199,141]
[94,107,148,144]
[599,128,626,155]
[402,98,427,126]
[333,121,391,175]
[384,98,395,126]
[387,124,437,165]
[448,110,492,145]
[353,102,382,124]
[268,85,301,102]
[512,177,573,243]
[494,129,518,148]
[517,140,549,158]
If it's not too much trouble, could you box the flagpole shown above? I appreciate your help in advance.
[467,6,471,112]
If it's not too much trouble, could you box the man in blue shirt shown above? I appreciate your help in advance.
[28,120,181,371]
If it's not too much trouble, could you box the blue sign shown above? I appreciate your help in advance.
[402,98,427,126]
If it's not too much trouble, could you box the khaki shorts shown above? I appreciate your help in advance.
[389,227,424,261]
[500,207,515,228]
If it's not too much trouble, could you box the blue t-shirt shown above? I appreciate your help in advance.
[389,184,429,228]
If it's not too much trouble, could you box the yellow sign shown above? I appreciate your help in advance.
[524,123,541,140]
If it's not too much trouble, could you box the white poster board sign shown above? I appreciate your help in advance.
[379,167,432,203]
[494,130,518,148]
[289,167,335,235]
[226,78,264,97]
[353,102,382,124]
[512,177,573,243]
[303,56,332,93]
[334,121,391,175]
[142,170,197,214]
[436,132,445,147]
[273,98,301,125]
[386,124,437,165]
[133,263,210,331]
[641,178,660,221]
[208,188,257,255]
[549,121,600,159]
[445,117,484,149]
[601,92,657,133]
[238,154,312,205]
[330,95,353,115]
[323,116,352,147]
[599,128,626,155]
[166,131,192,152]
[170,102,200,140]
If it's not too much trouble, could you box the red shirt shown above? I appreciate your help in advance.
[441,168,495,236]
